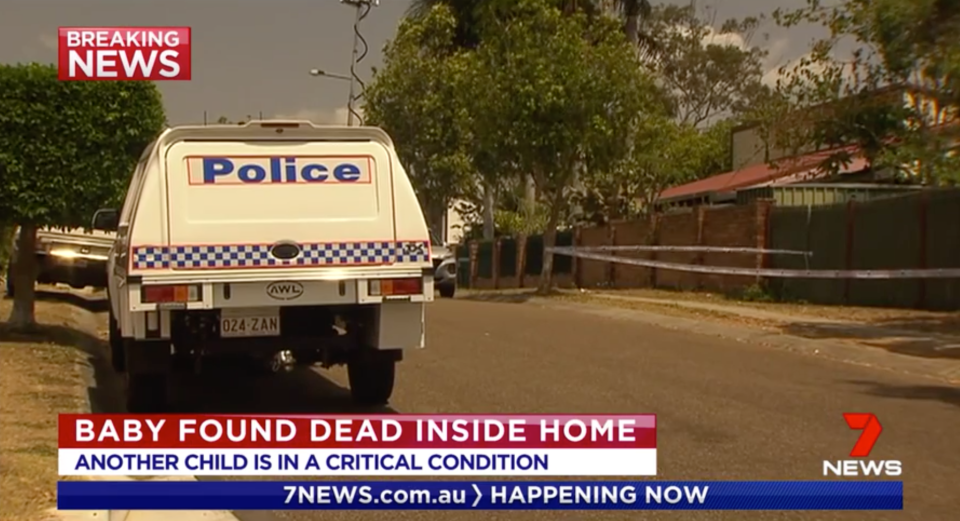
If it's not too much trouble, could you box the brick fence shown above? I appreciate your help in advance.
[466,189,960,310]
[468,199,774,294]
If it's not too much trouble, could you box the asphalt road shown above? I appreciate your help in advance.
[77,292,960,520]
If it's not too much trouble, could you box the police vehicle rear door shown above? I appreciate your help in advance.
[162,139,397,271]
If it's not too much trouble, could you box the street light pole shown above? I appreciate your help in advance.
[309,69,352,82]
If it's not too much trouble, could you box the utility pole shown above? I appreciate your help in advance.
[340,0,378,126]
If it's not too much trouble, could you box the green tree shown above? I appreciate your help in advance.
[406,0,663,239]
[771,0,960,184]
[0,63,166,328]
[628,117,717,214]
[407,0,658,54]
[577,114,717,222]
[645,4,769,127]
[696,118,735,177]
[467,0,658,292]
[363,5,476,235]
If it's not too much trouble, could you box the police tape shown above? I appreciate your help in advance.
[546,246,960,279]
[570,245,812,256]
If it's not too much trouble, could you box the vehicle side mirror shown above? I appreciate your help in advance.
[92,209,119,232]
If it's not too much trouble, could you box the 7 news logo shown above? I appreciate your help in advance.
[823,413,902,477]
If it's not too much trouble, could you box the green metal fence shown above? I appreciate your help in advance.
[499,238,518,277]
[738,183,923,207]
[468,231,575,281]
[476,241,494,279]
[768,189,960,309]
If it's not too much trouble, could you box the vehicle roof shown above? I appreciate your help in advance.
[154,121,397,150]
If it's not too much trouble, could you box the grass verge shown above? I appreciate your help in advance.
[0,298,90,521]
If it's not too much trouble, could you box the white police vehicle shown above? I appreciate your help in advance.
[93,121,433,412]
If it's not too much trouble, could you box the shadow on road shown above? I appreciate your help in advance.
[782,321,960,360]
[35,289,110,313]
[15,288,397,415]
[169,364,396,415]
[2,286,109,313]
[846,379,960,408]
[460,290,540,304]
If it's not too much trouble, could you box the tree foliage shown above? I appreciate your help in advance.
[645,4,769,127]
[0,63,167,225]
[363,5,476,233]
[372,0,779,291]
[576,115,721,223]
[0,63,166,327]
[770,0,960,184]
[464,0,665,290]
[407,0,658,54]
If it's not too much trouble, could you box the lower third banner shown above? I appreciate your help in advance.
[58,480,902,510]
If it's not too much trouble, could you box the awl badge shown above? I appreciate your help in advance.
[266,282,304,301]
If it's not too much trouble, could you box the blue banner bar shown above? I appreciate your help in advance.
[58,480,902,510]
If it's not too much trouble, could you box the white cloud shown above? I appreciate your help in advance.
[38,33,58,51]
[700,26,746,50]
[668,25,748,51]
[273,106,364,125]
[763,37,791,71]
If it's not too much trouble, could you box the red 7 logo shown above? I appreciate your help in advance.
[844,413,883,458]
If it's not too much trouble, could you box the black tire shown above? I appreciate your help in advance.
[347,354,396,406]
[108,313,126,373]
[126,373,168,413]
[438,282,456,298]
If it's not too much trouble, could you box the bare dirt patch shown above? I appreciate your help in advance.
[557,292,779,329]
[0,298,91,521]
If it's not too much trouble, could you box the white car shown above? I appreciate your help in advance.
[97,121,434,412]
[431,231,457,298]
[6,226,114,296]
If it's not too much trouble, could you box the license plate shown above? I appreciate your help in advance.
[220,309,280,338]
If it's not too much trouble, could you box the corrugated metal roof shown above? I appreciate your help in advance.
[658,145,867,203]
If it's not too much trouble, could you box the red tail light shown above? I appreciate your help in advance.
[368,278,423,297]
[141,284,201,303]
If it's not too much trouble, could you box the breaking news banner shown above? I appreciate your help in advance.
[57,480,903,511]
[57,414,657,477]
[57,27,191,81]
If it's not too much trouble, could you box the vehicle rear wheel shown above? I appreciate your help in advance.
[347,352,396,406]
[123,340,171,412]
[125,373,168,413]
[438,282,456,298]
[108,313,126,373]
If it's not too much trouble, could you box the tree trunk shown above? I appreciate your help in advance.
[482,183,496,240]
[426,198,447,243]
[624,14,640,47]
[7,224,38,330]
[536,201,563,295]
[523,174,536,218]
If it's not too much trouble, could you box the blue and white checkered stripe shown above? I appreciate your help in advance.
[132,241,430,270]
